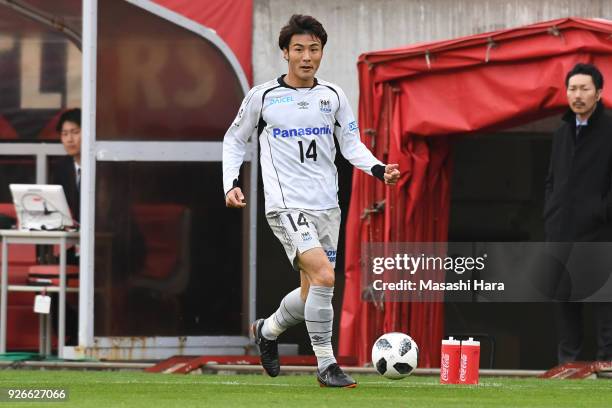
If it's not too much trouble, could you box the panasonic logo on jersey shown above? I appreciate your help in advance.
[272,126,332,138]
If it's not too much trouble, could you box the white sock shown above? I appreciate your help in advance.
[304,285,336,371]
[262,287,305,340]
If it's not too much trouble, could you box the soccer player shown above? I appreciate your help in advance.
[222,14,400,387]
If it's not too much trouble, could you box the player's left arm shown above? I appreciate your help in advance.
[333,87,400,185]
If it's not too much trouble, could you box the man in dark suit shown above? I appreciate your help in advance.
[50,108,81,344]
[52,108,81,223]
[544,63,612,363]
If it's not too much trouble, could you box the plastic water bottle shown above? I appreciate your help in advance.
[459,337,480,385]
[440,336,461,384]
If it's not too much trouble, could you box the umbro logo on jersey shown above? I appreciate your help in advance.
[272,126,332,138]
[319,98,332,113]
[348,121,359,132]
[297,101,309,109]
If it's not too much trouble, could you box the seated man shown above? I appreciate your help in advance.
[52,108,81,224]
[49,108,81,345]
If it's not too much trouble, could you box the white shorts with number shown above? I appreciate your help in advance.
[266,208,340,271]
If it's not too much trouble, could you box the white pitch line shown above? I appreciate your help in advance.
[0,378,604,391]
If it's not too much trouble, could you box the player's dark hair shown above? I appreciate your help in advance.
[278,14,327,50]
[565,63,604,90]
[56,108,81,132]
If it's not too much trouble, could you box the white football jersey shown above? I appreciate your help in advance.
[223,76,383,213]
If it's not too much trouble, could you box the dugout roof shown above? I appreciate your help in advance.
[0,0,255,358]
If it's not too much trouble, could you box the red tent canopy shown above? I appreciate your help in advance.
[360,17,612,136]
[340,18,612,367]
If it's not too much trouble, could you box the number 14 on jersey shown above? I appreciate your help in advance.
[298,140,317,163]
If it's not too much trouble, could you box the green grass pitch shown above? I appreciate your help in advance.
[0,370,611,407]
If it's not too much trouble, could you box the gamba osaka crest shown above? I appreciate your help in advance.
[319,98,332,113]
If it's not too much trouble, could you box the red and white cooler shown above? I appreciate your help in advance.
[440,337,461,384]
[459,337,480,385]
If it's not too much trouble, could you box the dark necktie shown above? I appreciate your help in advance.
[575,125,585,141]
[76,168,81,192]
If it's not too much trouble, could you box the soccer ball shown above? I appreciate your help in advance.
[371,332,419,379]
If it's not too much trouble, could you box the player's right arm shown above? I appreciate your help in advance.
[332,85,400,185]
[222,87,262,208]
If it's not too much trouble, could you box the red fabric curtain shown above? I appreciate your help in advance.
[339,17,612,367]
[339,84,450,367]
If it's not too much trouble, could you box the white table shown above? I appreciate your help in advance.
[0,230,79,358]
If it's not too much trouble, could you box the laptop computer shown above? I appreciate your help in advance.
[9,184,75,231]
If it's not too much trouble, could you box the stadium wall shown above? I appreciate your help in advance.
[253,0,612,110]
